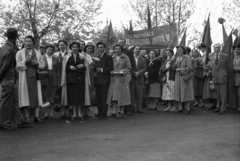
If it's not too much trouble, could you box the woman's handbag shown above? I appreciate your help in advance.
[41,91,50,109]
[36,70,49,80]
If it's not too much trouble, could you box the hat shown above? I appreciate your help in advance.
[4,28,19,39]
[233,43,240,49]
[198,43,207,48]
[39,44,45,48]
[213,43,221,48]
[165,47,174,54]
[84,42,94,50]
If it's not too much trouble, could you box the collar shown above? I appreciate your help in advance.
[113,53,124,58]
[134,54,140,59]
[46,54,53,58]
[235,54,240,59]
[6,41,14,48]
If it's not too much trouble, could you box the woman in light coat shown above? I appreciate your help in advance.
[16,35,45,122]
[107,44,131,118]
[174,46,194,114]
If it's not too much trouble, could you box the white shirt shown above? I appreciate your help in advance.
[46,55,53,70]
[134,54,140,66]
[27,49,32,56]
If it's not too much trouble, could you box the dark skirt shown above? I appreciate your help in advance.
[67,83,85,105]
[194,77,204,98]
[42,71,57,104]
[26,77,39,107]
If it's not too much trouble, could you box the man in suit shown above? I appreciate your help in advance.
[130,46,147,113]
[233,43,240,112]
[117,38,135,115]
[0,28,30,130]
[211,43,229,114]
[95,42,113,118]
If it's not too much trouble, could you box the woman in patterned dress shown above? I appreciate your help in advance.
[161,48,176,111]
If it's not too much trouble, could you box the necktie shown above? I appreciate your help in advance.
[215,54,219,65]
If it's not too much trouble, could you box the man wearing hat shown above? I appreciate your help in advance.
[233,43,240,112]
[0,28,30,130]
[211,43,229,114]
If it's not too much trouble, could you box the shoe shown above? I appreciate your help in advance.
[219,110,226,115]
[25,117,32,122]
[183,110,191,114]
[163,107,171,112]
[95,114,99,118]
[99,114,107,118]
[117,112,125,118]
[209,106,216,110]
[49,116,55,120]
[137,110,143,113]
[18,121,32,128]
[59,113,66,119]
[175,109,183,113]
[110,113,117,118]
[34,117,43,123]
[71,116,77,120]
[169,107,177,112]
[199,105,205,108]
[79,117,84,121]
[212,109,220,113]
[126,112,133,116]
[84,114,90,118]
[193,103,198,107]
[150,108,157,111]
[43,115,49,120]
[0,126,17,130]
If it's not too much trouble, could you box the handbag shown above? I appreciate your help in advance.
[194,68,204,80]
[36,70,49,80]
[41,91,50,109]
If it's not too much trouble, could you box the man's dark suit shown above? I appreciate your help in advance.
[95,52,113,116]
[211,52,229,112]
[130,56,147,112]
[0,42,24,129]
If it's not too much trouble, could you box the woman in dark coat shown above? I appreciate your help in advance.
[65,42,86,120]
[192,49,204,108]
[42,44,60,119]
[146,50,161,110]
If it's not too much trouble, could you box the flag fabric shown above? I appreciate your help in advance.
[179,29,187,46]
[201,13,212,64]
[147,4,152,29]
[222,24,228,44]
[233,25,240,45]
[222,31,236,111]
[129,20,133,32]
[106,21,115,51]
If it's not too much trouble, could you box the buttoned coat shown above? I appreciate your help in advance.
[233,55,240,86]
[174,55,194,102]
[211,52,229,84]
[107,54,131,106]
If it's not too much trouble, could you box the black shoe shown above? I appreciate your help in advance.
[213,109,220,113]
[95,114,99,117]
[34,117,43,123]
[137,110,143,113]
[126,112,133,116]
[183,110,191,114]
[99,114,107,118]
[175,109,183,113]
[219,110,226,115]
[110,113,117,118]
[84,114,90,118]
[209,106,216,110]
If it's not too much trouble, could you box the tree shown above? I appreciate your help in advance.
[123,0,195,36]
[0,0,103,47]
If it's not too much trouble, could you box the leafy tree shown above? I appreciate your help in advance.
[0,0,103,47]
[123,0,195,36]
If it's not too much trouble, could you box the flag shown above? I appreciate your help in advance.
[201,13,212,64]
[106,21,115,51]
[129,20,133,32]
[147,4,152,29]
[222,24,228,44]
[222,31,236,111]
[179,29,187,46]
[233,25,240,44]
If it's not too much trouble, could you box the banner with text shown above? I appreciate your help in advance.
[124,24,178,49]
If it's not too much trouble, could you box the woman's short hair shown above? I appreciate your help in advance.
[165,48,174,56]
[149,50,157,57]
[96,41,106,48]
[45,44,55,51]
[113,44,123,51]
[58,40,68,47]
[25,35,35,45]
[69,41,81,51]
[176,45,186,54]
[185,47,191,54]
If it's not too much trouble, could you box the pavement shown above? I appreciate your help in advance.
[0,104,240,161]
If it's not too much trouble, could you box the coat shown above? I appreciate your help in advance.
[95,51,113,85]
[174,55,194,102]
[107,53,131,106]
[130,56,147,85]
[211,52,229,84]
[41,54,60,86]
[148,59,161,84]
[16,48,45,108]
[233,55,240,86]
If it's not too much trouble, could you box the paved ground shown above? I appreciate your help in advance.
[0,104,240,161]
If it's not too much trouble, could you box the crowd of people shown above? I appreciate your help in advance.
[0,28,240,130]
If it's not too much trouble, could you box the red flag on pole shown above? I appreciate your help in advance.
[106,21,115,51]
[179,29,187,46]
[222,24,228,44]
[147,4,152,29]
[201,13,212,64]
